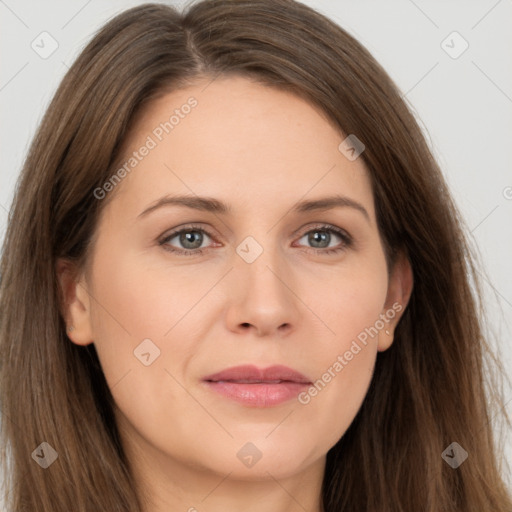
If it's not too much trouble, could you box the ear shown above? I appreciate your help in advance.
[56,258,94,346]
[377,250,413,352]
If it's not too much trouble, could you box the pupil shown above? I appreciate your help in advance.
[310,231,329,248]
[181,231,202,249]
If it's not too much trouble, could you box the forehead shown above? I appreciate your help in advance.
[104,75,374,221]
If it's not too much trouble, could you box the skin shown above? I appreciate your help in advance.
[57,75,413,512]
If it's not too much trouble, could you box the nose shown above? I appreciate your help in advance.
[225,244,302,338]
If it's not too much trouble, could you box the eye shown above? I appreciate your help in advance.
[159,224,216,256]
[158,223,353,256]
[294,224,353,255]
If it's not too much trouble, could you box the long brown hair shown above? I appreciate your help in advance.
[1,1,511,510]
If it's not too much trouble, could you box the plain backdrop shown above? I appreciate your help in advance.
[1,0,511,497]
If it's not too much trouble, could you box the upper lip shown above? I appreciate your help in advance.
[203,364,312,384]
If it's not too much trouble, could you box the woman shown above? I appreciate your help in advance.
[1,1,511,511]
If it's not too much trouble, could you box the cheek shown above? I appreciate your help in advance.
[86,245,199,391]
[86,251,200,449]
[296,252,388,443]
[90,239,212,334]
[307,247,389,345]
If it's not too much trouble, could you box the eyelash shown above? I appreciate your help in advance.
[158,223,353,257]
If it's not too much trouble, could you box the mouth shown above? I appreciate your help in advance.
[208,379,299,384]
[202,364,312,407]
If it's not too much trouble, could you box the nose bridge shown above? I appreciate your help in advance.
[236,232,287,297]
[227,230,300,335]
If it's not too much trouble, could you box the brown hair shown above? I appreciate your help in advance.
[1,1,511,510]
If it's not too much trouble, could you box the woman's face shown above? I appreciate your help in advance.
[61,76,411,486]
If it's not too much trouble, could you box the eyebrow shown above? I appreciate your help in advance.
[137,194,370,222]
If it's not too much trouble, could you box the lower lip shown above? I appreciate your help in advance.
[203,381,310,407]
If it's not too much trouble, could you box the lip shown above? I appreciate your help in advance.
[202,364,312,408]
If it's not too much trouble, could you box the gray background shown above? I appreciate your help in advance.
[1,0,511,495]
